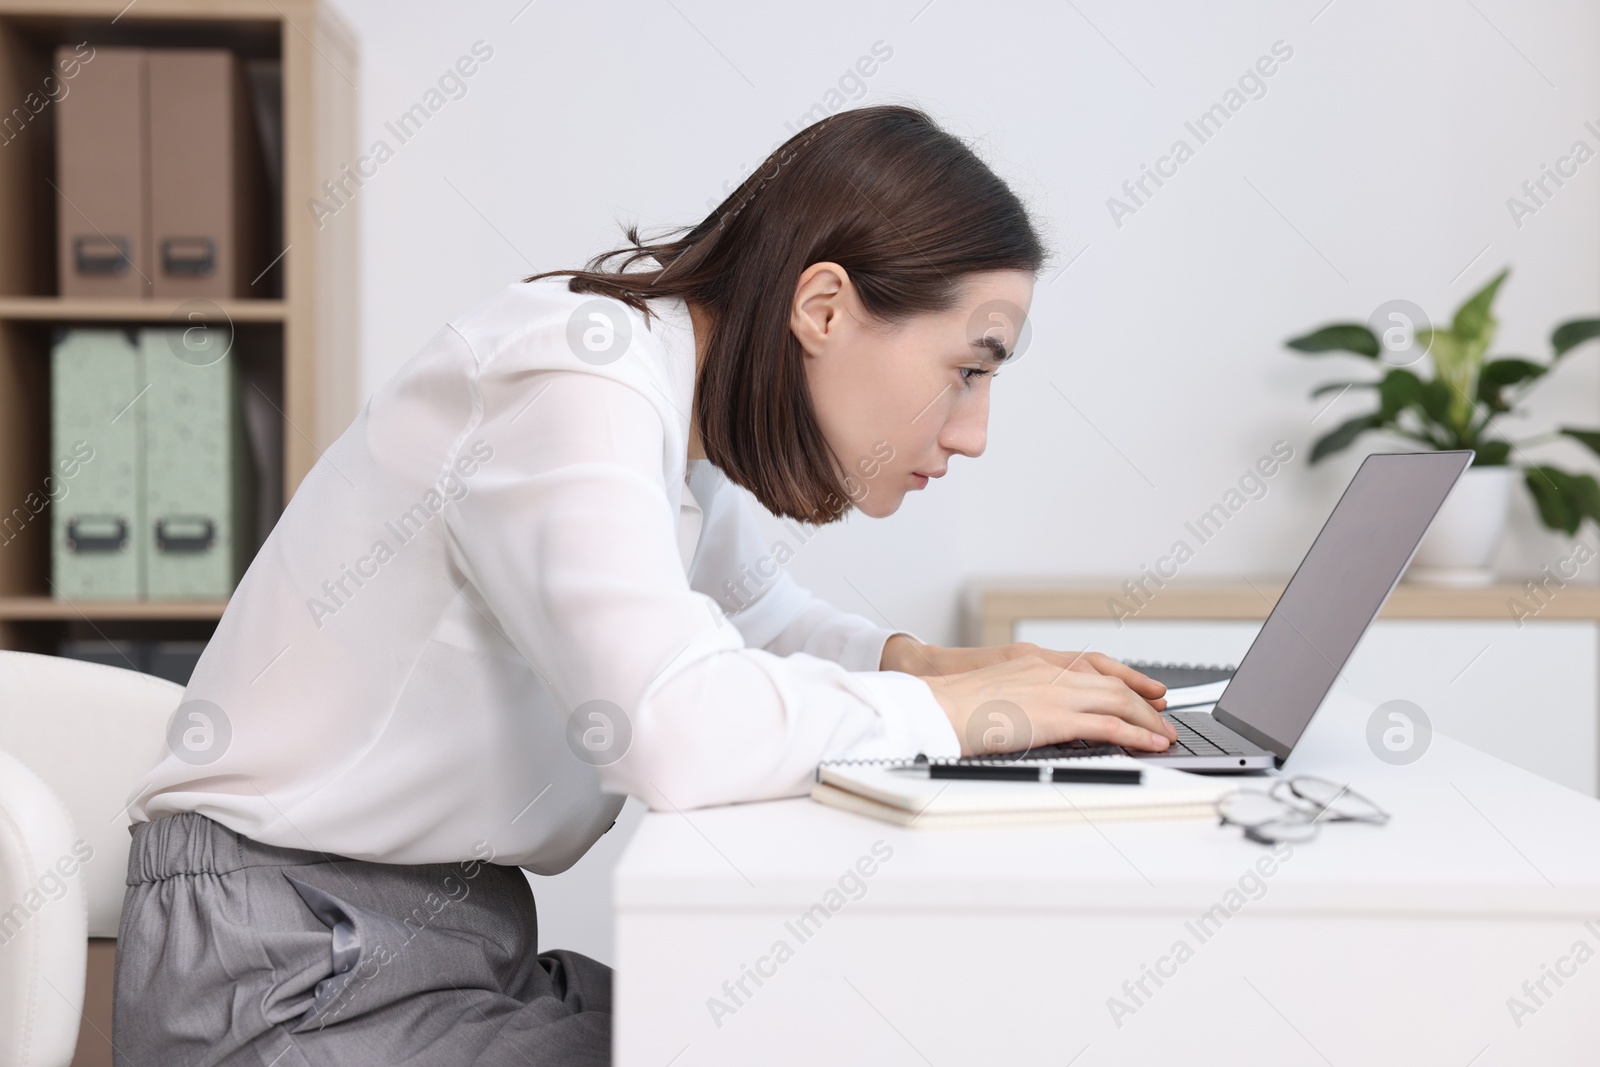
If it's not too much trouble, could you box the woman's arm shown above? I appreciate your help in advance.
[687,468,1167,705]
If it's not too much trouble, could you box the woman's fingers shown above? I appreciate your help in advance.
[1071,650,1166,698]
[930,656,1183,757]
[1087,652,1166,698]
[1045,709,1171,751]
[1019,663,1176,740]
[1021,647,1168,701]
[1044,682,1175,744]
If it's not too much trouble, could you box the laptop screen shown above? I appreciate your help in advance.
[1212,450,1473,759]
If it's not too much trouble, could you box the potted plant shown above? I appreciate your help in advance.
[1286,267,1600,586]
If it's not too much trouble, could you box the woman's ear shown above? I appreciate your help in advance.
[790,262,852,358]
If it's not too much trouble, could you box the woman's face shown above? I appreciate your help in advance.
[792,264,1035,518]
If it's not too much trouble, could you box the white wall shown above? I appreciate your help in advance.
[320,0,1600,961]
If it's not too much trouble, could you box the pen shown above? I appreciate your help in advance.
[923,764,1143,785]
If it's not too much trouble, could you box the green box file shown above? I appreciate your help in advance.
[139,326,254,599]
[50,329,144,599]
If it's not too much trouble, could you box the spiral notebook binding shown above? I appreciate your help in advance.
[816,753,927,770]
[814,752,936,780]
[814,750,1139,781]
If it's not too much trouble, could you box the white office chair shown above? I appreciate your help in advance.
[0,651,183,1067]
[0,749,88,1067]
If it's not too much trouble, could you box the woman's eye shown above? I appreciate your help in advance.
[960,366,993,384]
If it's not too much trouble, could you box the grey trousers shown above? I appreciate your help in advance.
[113,812,611,1066]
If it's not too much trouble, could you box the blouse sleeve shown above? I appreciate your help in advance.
[683,462,928,673]
[440,369,960,812]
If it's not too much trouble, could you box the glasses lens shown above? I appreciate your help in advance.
[1291,777,1387,823]
[1244,818,1319,845]
[1217,789,1289,827]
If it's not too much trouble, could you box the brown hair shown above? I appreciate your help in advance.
[525,105,1046,524]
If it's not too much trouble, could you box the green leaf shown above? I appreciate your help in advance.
[1475,357,1546,411]
[1418,378,1454,425]
[1573,472,1600,527]
[1552,318,1600,357]
[1559,427,1600,459]
[1525,466,1578,534]
[1309,380,1375,398]
[1420,331,1480,428]
[1452,267,1509,346]
[1310,413,1384,464]
[1286,324,1380,358]
[1520,465,1600,535]
[1376,368,1426,416]
[1473,439,1511,466]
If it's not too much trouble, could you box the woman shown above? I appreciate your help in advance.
[115,105,1175,1065]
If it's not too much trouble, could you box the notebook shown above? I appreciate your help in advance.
[812,757,1232,829]
[1126,660,1236,708]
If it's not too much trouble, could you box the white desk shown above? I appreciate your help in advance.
[614,692,1600,1066]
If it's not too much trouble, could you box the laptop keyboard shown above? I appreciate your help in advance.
[980,711,1247,761]
[1161,711,1248,756]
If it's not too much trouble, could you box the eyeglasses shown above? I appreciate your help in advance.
[1215,775,1389,845]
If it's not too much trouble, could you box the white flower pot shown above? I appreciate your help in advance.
[1405,465,1517,587]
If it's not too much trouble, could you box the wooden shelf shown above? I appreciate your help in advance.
[0,296,287,322]
[0,0,357,655]
[966,580,1600,645]
[0,596,228,620]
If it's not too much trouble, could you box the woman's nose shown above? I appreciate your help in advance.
[939,399,988,459]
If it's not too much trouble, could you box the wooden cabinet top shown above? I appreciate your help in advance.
[965,580,1600,645]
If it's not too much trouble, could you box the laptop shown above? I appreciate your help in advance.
[991,450,1475,771]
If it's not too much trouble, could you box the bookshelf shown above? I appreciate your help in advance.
[0,0,358,656]
[0,295,288,321]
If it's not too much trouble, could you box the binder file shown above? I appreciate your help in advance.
[140,326,254,598]
[146,639,208,685]
[148,49,267,298]
[50,327,254,600]
[59,638,206,686]
[55,47,150,298]
[51,329,144,598]
[57,638,141,673]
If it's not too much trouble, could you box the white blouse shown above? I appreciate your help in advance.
[128,277,960,873]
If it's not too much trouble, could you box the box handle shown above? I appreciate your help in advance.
[65,515,128,552]
[161,237,216,278]
[73,235,132,276]
[155,516,216,553]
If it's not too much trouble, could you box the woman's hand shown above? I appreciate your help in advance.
[880,636,1176,756]
[881,636,1168,706]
